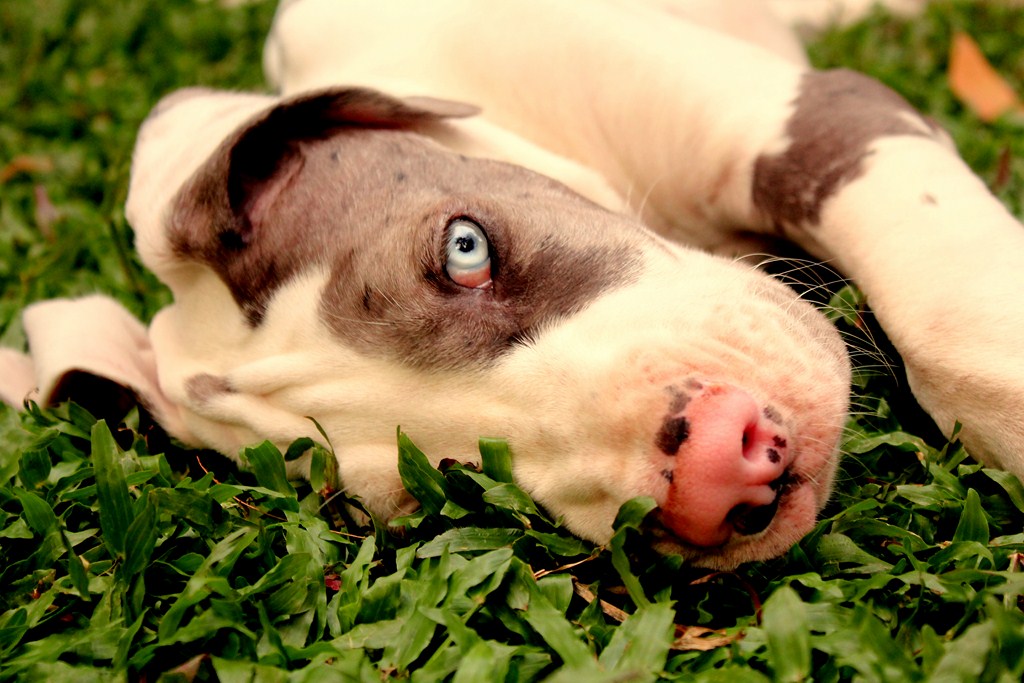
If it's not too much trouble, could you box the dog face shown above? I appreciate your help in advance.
[127,87,850,568]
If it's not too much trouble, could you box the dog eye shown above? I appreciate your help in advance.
[445,219,492,289]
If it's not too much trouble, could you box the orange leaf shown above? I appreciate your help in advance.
[948,31,1022,122]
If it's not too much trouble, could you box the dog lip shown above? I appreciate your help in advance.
[647,512,727,551]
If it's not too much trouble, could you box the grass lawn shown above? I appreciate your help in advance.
[2,1,1024,680]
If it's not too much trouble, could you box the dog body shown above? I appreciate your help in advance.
[2,0,1022,568]
[262,0,1024,469]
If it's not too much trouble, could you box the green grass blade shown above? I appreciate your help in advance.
[243,440,296,498]
[91,420,133,557]
[598,602,674,679]
[382,607,440,673]
[608,497,657,609]
[982,469,1024,513]
[520,591,594,670]
[284,436,315,462]
[121,494,157,580]
[928,622,995,683]
[482,482,541,517]
[479,437,514,483]
[13,490,57,535]
[59,530,91,600]
[17,449,51,489]
[416,527,524,557]
[952,488,990,544]
[762,585,811,682]
[397,430,448,516]
[451,640,516,683]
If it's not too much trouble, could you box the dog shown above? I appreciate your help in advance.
[2,0,1022,569]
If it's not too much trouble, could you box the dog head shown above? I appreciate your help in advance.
[126,86,850,568]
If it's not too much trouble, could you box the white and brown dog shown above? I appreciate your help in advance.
[3,0,1023,569]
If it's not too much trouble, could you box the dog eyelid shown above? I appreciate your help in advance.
[444,219,493,289]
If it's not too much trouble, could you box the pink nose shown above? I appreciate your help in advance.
[658,383,791,547]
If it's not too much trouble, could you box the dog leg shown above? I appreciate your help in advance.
[781,135,1024,474]
[267,0,1024,475]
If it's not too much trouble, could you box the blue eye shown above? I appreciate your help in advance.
[445,219,492,289]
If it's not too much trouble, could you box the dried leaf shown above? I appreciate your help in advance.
[671,625,741,652]
[32,185,59,239]
[167,653,210,682]
[0,155,53,184]
[949,31,1022,122]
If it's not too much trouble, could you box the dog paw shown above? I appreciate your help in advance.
[901,342,1024,479]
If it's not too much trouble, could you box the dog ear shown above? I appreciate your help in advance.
[167,87,478,265]
[14,295,191,437]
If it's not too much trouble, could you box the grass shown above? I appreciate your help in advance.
[2,0,1024,680]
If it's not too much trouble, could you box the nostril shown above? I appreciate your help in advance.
[741,418,789,470]
[741,421,755,453]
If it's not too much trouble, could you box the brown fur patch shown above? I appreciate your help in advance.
[655,415,691,456]
[168,88,475,324]
[752,69,943,230]
[167,88,644,369]
[185,373,234,403]
[308,132,643,368]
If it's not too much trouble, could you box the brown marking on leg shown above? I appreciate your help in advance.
[185,373,234,403]
[753,69,945,231]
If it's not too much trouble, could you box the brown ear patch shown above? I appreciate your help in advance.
[166,87,479,324]
[162,85,644,370]
[752,69,945,231]
[305,132,644,370]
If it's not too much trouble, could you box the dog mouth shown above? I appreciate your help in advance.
[725,469,794,536]
[647,469,799,553]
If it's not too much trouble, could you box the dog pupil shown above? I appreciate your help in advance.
[456,236,475,253]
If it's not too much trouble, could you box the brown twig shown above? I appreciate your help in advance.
[532,552,601,580]
[573,580,629,622]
